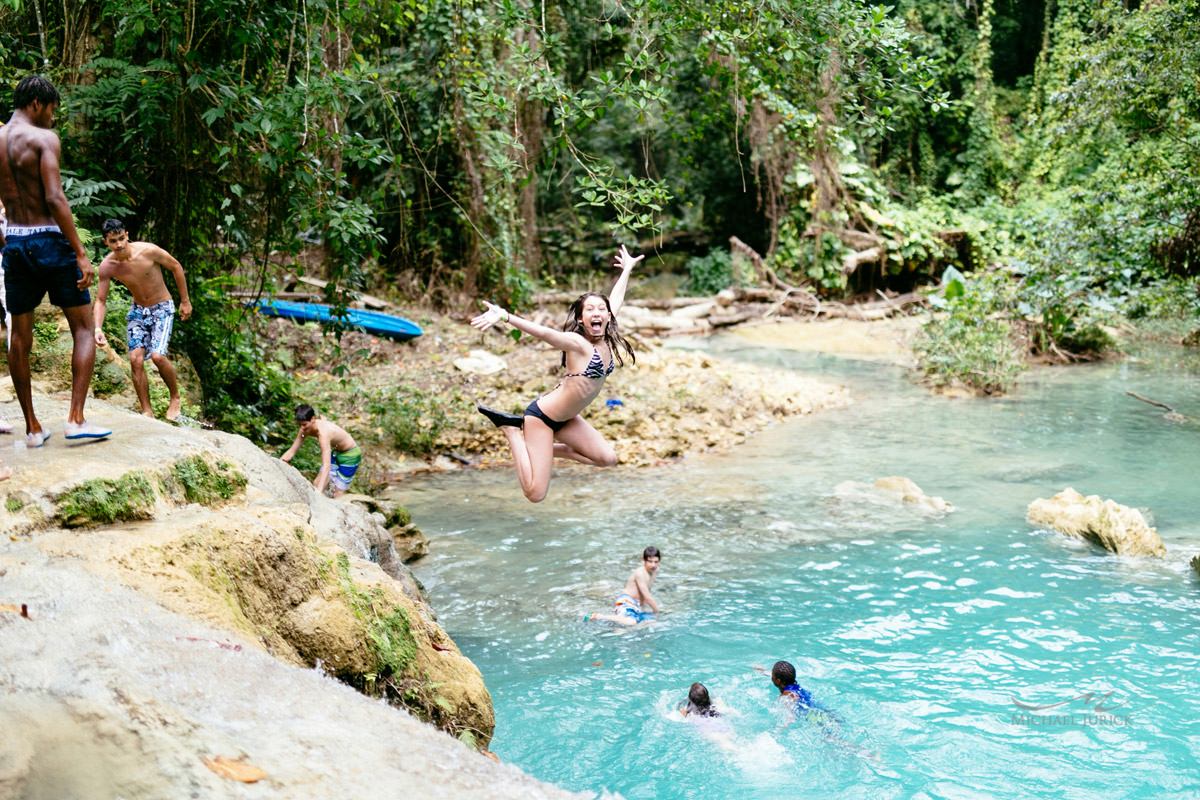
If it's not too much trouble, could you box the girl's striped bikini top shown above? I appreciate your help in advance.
[563,347,615,380]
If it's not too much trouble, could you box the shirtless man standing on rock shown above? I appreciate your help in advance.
[0,75,111,447]
[94,218,192,420]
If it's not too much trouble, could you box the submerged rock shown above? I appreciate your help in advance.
[872,476,954,513]
[832,476,954,515]
[1026,488,1166,557]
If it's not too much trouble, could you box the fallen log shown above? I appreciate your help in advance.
[708,310,759,327]
[842,246,883,275]
[282,274,393,310]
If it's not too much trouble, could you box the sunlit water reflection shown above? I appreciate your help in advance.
[400,338,1200,799]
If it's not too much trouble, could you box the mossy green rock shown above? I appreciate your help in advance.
[57,473,158,527]
[55,455,247,528]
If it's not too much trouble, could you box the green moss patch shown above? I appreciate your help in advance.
[5,495,25,513]
[162,455,247,506]
[334,552,417,676]
[56,454,247,528]
[57,472,157,527]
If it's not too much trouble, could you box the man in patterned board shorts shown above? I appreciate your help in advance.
[0,75,112,447]
[94,219,192,420]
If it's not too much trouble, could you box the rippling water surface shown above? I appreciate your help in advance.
[401,339,1200,799]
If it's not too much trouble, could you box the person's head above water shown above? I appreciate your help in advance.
[560,292,636,369]
[685,682,719,717]
[642,545,661,575]
[771,660,797,691]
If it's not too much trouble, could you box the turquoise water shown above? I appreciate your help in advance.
[402,340,1200,799]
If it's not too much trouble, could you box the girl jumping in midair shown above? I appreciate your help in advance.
[472,245,643,502]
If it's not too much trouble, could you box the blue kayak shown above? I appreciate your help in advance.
[253,299,423,341]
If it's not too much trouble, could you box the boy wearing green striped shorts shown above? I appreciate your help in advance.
[281,404,362,497]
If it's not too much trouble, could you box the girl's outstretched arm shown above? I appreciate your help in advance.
[607,245,644,316]
[472,301,590,355]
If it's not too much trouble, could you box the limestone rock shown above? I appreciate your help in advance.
[0,394,495,747]
[1027,488,1166,557]
[872,476,953,512]
[453,349,507,375]
[391,523,431,562]
[832,476,954,515]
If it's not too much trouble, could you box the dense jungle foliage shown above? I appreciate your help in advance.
[0,0,1196,432]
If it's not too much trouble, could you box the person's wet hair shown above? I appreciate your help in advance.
[772,660,797,686]
[686,682,719,717]
[102,219,126,237]
[13,75,58,110]
[295,404,316,423]
[643,546,661,561]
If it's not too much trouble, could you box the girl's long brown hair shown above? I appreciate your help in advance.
[560,292,636,369]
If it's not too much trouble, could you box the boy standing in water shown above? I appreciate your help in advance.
[93,219,192,420]
[586,546,661,625]
[280,404,362,497]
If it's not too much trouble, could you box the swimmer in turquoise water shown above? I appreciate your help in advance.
[584,546,661,626]
[679,682,720,718]
[755,660,837,727]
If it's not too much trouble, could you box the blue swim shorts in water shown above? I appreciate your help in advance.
[126,299,176,355]
[2,227,90,315]
[614,593,654,623]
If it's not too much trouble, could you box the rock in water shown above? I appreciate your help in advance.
[1191,554,1200,577]
[871,476,954,514]
[1026,488,1166,557]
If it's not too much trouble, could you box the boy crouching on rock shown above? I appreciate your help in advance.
[280,404,362,497]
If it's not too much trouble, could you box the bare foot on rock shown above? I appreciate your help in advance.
[166,398,182,421]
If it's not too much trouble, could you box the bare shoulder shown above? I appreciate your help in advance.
[563,330,593,355]
[138,241,171,260]
[31,125,61,153]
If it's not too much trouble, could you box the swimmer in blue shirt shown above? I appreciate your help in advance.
[760,660,837,727]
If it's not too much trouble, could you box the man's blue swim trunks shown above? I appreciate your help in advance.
[614,593,654,623]
[126,299,176,355]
